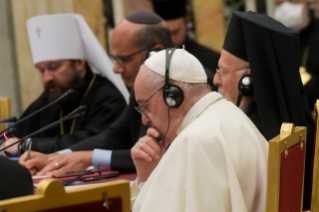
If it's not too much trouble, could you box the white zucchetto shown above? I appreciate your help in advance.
[144,49,207,83]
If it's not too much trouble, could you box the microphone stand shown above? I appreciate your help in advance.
[0,90,75,134]
[0,109,84,153]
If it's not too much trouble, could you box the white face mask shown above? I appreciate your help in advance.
[274,2,310,31]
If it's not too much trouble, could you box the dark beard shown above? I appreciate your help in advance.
[44,71,86,109]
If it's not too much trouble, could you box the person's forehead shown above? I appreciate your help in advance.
[134,67,155,102]
[111,20,144,56]
[219,50,247,71]
[166,18,184,30]
[35,59,68,68]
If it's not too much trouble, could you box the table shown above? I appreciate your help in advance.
[68,173,137,186]
[33,173,137,192]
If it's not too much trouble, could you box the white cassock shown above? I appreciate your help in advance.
[132,92,268,212]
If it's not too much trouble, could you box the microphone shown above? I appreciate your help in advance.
[0,89,76,134]
[0,105,87,153]
[0,116,17,124]
[70,105,87,116]
[0,128,18,143]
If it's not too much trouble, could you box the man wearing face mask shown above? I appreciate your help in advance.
[275,0,319,108]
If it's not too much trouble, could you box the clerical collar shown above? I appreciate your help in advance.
[176,92,223,135]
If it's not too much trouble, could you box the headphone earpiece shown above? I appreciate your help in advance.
[238,75,254,96]
[163,48,184,107]
[236,75,253,107]
[163,85,184,107]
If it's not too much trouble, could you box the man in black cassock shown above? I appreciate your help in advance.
[151,0,220,90]
[4,14,128,155]
[18,11,174,175]
[213,11,315,210]
[274,0,319,108]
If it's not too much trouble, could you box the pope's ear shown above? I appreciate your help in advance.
[152,45,164,51]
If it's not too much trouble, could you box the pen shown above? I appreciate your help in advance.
[26,140,32,161]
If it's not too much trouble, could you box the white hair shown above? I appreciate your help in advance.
[146,69,211,97]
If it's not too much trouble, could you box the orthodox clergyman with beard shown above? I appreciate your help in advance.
[4,14,128,155]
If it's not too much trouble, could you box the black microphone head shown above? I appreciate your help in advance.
[69,105,87,117]
[77,105,87,116]
[0,116,17,123]
[60,89,77,100]
[6,128,18,138]
[66,89,76,97]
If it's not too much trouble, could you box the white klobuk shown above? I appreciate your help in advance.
[27,13,129,103]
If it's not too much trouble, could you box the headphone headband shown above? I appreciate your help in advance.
[163,48,184,107]
[165,48,177,89]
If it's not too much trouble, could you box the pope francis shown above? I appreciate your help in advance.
[131,48,268,212]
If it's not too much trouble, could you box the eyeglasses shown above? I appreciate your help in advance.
[110,46,154,67]
[135,86,165,115]
[216,67,250,81]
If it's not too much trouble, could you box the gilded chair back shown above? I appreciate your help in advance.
[266,123,307,212]
[0,98,11,131]
[310,100,319,211]
[0,179,130,212]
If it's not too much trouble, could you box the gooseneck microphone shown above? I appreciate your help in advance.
[0,89,76,134]
[0,128,18,143]
[0,105,86,152]
[0,116,17,124]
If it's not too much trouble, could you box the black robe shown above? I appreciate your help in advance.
[0,157,33,200]
[243,101,263,135]
[299,16,319,108]
[183,38,220,90]
[16,69,127,154]
[70,89,145,173]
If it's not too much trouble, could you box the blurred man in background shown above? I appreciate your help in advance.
[151,0,220,89]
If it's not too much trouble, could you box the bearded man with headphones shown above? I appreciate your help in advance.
[213,11,315,210]
[130,48,268,212]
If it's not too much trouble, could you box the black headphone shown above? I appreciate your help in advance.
[236,75,254,106]
[163,48,184,107]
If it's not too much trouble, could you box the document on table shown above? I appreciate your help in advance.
[32,175,50,179]
[32,166,95,179]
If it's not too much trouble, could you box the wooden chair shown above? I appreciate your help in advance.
[310,100,319,211]
[266,123,307,212]
[0,179,130,212]
[0,98,11,131]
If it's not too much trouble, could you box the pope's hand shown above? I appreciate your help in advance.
[19,151,56,175]
[3,137,20,156]
[131,128,165,184]
[37,151,93,176]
